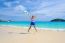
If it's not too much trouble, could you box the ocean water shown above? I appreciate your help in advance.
[0,21,65,30]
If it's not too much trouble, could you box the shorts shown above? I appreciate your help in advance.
[30,22,35,25]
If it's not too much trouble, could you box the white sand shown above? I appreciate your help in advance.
[0,26,65,43]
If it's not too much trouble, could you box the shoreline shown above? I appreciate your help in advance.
[0,25,65,32]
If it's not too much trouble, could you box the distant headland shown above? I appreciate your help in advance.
[0,20,13,22]
[51,18,65,22]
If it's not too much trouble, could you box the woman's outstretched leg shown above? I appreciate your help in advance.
[34,25,37,32]
[28,26,32,32]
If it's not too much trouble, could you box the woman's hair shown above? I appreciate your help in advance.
[32,16,34,17]
[31,16,35,19]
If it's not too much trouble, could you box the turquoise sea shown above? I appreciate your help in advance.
[0,21,65,30]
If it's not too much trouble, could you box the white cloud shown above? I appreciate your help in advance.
[1,0,65,21]
[3,1,28,16]
[30,0,65,21]
[4,0,20,7]
[4,2,12,7]
[4,1,27,13]
[14,5,26,12]
[26,0,32,3]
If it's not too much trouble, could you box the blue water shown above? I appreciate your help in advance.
[0,21,65,29]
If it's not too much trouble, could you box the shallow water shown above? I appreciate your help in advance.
[0,21,65,29]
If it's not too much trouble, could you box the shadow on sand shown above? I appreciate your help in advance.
[8,32,30,34]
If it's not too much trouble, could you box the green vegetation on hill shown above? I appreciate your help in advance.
[51,18,65,22]
[0,20,7,22]
[0,20,13,22]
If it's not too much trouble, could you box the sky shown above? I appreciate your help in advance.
[0,0,65,21]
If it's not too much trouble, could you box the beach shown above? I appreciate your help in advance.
[0,26,65,43]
